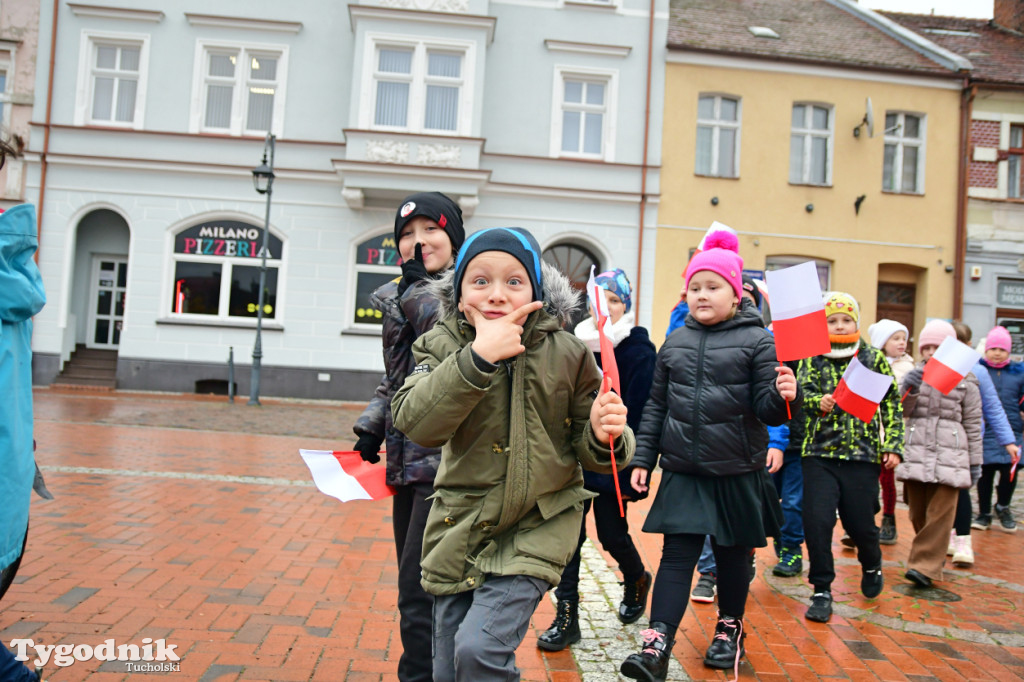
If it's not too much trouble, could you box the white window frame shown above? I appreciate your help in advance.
[695,93,741,178]
[74,30,150,129]
[789,103,833,186]
[166,221,286,325]
[550,66,617,161]
[882,111,926,195]
[0,61,9,130]
[1008,123,1024,200]
[358,33,475,136]
[348,228,402,334]
[189,39,288,137]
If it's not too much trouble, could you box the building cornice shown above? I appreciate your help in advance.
[67,3,164,22]
[185,13,302,34]
[544,39,631,58]
[348,5,496,43]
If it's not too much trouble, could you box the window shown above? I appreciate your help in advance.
[351,232,403,330]
[883,112,925,194]
[790,104,832,185]
[192,41,287,136]
[0,68,7,127]
[765,256,831,292]
[75,32,149,128]
[550,67,616,160]
[1009,124,1024,199]
[696,95,740,177]
[368,40,467,134]
[170,220,283,322]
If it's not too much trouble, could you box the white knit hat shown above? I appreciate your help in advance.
[867,319,909,351]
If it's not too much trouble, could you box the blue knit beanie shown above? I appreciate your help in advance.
[454,227,543,303]
[595,268,632,313]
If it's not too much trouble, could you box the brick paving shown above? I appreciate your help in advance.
[2,387,1023,680]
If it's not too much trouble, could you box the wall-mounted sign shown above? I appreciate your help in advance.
[996,279,1024,308]
[357,233,403,266]
[174,220,282,260]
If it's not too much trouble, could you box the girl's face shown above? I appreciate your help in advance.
[398,216,454,274]
[591,289,626,326]
[686,270,739,325]
[986,347,1010,365]
[827,313,857,336]
[883,331,908,358]
[920,344,938,363]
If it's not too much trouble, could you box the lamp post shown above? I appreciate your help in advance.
[248,132,275,406]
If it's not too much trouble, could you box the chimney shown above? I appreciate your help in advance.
[994,0,1024,32]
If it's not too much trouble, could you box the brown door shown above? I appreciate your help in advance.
[876,282,915,334]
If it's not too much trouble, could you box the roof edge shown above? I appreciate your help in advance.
[825,0,973,73]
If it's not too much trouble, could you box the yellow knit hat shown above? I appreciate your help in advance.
[823,291,860,327]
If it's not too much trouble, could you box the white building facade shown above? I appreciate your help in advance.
[27,0,665,398]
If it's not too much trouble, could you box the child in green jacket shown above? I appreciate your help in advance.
[392,227,633,682]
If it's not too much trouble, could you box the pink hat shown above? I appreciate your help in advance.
[986,325,1012,352]
[917,319,956,351]
[684,230,743,300]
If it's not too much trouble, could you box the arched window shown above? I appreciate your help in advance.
[542,242,601,329]
[170,219,282,320]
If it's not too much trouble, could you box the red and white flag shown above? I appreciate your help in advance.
[922,337,982,395]
[587,265,620,394]
[299,449,395,502]
[833,356,894,423]
[764,262,831,362]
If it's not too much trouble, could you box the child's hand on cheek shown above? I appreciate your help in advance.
[774,365,796,402]
[464,301,543,364]
[590,381,627,444]
[820,393,835,414]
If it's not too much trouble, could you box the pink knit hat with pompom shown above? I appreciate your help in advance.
[685,230,744,300]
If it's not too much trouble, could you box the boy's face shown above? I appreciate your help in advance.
[458,251,534,321]
[686,270,738,325]
[826,313,857,336]
[398,216,454,274]
[920,344,938,362]
[883,331,907,358]
[986,347,1010,365]
[591,289,626,326]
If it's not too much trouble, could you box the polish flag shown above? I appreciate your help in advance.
[922,337,982,395]
[299,449,395,502]
[833,356,895,423]
[681,222,738,278]
[764,262,831,361]
[587,266,620,394]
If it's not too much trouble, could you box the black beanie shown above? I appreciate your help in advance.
[741,274,762,308]
[394,192,465,251]
[454,227,543,303]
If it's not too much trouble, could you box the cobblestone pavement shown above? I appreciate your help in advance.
[2,388,1023,680]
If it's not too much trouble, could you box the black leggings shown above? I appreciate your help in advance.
[649,533,750,630]
[953,488,972,536]
[977,462,1018,514]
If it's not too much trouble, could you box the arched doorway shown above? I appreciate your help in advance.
[73,209,130,349]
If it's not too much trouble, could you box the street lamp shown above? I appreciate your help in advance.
[248,132,275,405]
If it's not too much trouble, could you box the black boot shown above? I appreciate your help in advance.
[619,570,652,624]
[879,514,897,545]
[703,613,745,669]
[537,599,580,651]
[620,621,674,681]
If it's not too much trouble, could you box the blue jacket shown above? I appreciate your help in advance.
[0,204,46,572]
[972,363,1015,448]
[979,358,1024,464]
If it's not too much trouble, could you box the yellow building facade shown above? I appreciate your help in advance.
[653,56,964,344]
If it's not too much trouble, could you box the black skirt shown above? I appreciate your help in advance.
[642,468,782,547]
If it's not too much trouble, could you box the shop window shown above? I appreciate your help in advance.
[171,219,282,321]
[351,231,403,330]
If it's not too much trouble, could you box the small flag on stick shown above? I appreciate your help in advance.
[588,266,624,517]
[764,262,831,362]
[833,356,894,423]
[300,450,395,502]
[922,337,982,395]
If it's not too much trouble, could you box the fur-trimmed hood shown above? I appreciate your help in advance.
[425,260,582,328]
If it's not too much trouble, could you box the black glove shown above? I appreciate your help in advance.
[970,464,981,486]
[903,367,924,393]
[354,433,383,464]
[397,243,429,296]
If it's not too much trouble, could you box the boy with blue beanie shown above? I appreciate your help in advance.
[392,227,634,682]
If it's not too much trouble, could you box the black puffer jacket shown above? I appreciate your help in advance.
[633,300,800,476]
[354,277,442,486]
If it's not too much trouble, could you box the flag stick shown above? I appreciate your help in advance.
[603,374,626,518]
[901,388,911,404]
[779,361,791,419]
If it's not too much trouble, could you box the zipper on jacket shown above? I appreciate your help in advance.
[693,329,709,453]
[954,428,959,451]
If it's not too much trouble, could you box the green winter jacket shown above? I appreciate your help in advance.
[798,342,904,463]
[392,263,634,596]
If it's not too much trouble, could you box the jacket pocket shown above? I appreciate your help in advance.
[514,487,589,566]
[420,489,487,584]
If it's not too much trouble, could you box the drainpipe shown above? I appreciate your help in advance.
[35,0,59,260]
[953,78,973,319]
[635,0,655,321]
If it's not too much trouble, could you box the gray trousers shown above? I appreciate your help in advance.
[432,574,548,682]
